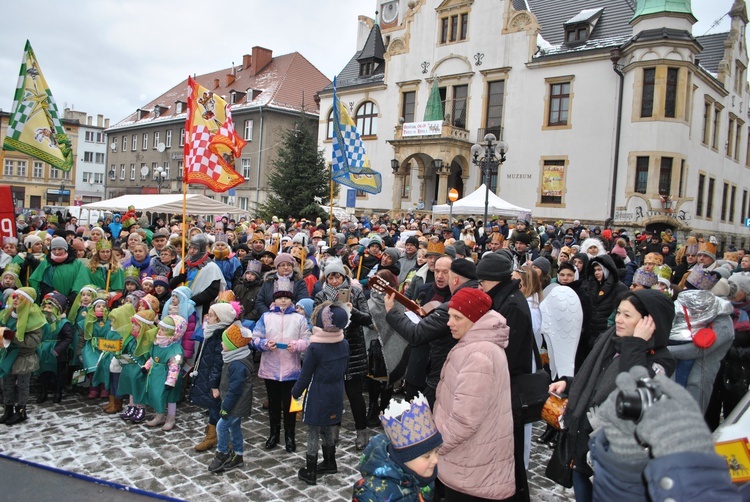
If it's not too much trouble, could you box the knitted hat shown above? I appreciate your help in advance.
[273,276,294,299]
[685,265,720,291]
[141,276,154,287]
[23,234,42,249]
[443,245,457,259]
[315,303,349,331]
[450,259,477,281]
[448,288,492,323]
[138,294,159,312]
[476,253,512,282]
[153,275,169,289]
[50,236,68,250]
[532,257,551,275]
[42,291,68,313]
[222,322,250,350]
[323,258,346,277]
[729,274,750,296]
[274,253,296,268]
[245,260,262,276]
[368,234,383,250]
[515,233,532,245]
[382,247,400,264]
[632,268,658,288]
[452,241,469,256]
[380,393,443,463]
[405,236,420,247]
[210,302,237,324]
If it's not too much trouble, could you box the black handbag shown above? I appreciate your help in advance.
[545,430,574,488]
[510,341,551,424]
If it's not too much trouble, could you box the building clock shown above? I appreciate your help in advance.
[381,1,399,25]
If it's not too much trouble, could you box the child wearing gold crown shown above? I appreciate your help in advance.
[353,393,442,502]
[291,301,349,486]
[87,240,124,294]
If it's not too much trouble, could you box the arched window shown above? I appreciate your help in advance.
[326,109,334,139]
[355,101,378,136]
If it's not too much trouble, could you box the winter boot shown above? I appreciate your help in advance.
[536,424,556,444]
[6,406,27,426]
[365,403,381,427]
[120,406,135,420]
[36,377,48,404]
[195,424,218,451]
[87,383,100,399]
[106,398,123,414]
[317,445,338,475]
[52,376,64,404]
[222,451,244,471]
[162,415,176,431]
[102,395,116,413]
[285,428,296,453]
[0,405,14,424]
[145,413,166,427]
[130,407,146,423]
[355,429,369,451]
[297,454,317,485]
[100,385,109,399]
[208,450,231,473]
[265,424,280,449]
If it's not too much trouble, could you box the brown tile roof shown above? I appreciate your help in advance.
[109,51,331,130]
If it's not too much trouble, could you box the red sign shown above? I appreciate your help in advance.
[0,186,17,242]
[141,187,158,194]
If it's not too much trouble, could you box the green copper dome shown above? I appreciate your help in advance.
[632,0,693,21]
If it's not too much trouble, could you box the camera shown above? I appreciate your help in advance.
[615,377,664,422]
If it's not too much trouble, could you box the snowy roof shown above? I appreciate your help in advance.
[109,51,331,130]
[565,7,604,25]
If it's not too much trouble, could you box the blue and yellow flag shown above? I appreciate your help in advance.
[331,77,382,194]
[3,41,73,171]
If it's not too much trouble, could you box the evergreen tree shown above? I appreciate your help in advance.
[259,111,333,221]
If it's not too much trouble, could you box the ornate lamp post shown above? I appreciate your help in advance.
[155,166,168,194]
[470,133,508,229]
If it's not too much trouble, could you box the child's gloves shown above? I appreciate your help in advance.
[141,366,149,375]
[220,409,228,417]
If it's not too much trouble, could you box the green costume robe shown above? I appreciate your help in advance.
[81,319,113,388]
[117,334,150,403]
[28,258,88,297]
[36,319,70,374]
[0,317,19,379]
[144,342,184,413]
[87,265,124,293]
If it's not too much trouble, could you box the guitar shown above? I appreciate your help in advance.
[369,275,440,318]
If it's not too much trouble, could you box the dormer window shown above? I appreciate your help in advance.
[175,101,186,114]
[229,90,246,105]
[563,7,603,46]
[153,105,163,117]
[360,62,374,77]
[566,25,589,43]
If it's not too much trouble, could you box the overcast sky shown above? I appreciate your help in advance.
[0,0,739,124]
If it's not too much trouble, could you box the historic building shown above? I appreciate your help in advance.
[318,0,750,249]
[0,111,78,212]
[105,46,330,212]
[64,109,109,204]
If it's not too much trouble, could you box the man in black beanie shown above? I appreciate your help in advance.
[476,252,534,502]
[384,256,478,408]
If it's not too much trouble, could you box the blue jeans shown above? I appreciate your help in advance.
[216,415,244,455]
[572,470,593,502]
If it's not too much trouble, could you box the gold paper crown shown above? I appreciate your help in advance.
[216,290,236,303]
[426,241,445,255]
[380,393,440,451]
[3,263,21,278]
[124,266,140,279]
[655,264,672,281]
[698,241,717,258]
[97,239,112,251]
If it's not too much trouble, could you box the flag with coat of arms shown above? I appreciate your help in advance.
[3,40,73,172]
[331,77,382,194]
[183,76,246,192]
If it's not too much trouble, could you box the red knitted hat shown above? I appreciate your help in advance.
[448,288,492,323]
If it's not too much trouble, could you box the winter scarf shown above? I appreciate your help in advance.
[222,344,251,363]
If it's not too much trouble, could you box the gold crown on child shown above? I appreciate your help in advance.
[380,393,439,450]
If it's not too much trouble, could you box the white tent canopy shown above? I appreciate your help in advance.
[432,184,530,219]
[82,194,249,215]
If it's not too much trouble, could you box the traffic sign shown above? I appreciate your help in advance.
[745,218,750,227]
[448,188,459,202]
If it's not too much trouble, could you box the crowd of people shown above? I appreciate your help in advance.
[0,207,748,501]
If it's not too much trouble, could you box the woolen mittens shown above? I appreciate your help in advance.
[593,366,648,464]
[634,373,715,458]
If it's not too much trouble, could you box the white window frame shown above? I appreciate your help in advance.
[244,119,253,141]
[241,158,252,179]
[16,161,26,177]
[153,131,160,149]
[120,164,126,180]
[142,133,148,150]
[83,151,94,163]
[165,130,172,148]
[132,135,137,151]
[95,152,105,164]
[3,161,11,176]
[122,135,127,152]
[130,164,136,180]
[33,161,43,178]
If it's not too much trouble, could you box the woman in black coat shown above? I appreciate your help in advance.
[313,259,372,450]
[548,289,676,501]
[584,255,627,353]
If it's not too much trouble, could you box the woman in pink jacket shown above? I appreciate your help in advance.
[434,287,516,501]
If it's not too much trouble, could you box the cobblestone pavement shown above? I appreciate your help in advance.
[0,378,574,501]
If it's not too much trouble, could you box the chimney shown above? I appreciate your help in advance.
[249,46,273,76]
[214,78,220,89]
[226,73,236,86]
[243,54,252,69]
[97,114,103,127]
[87,116,92,126]
[104,118,110,128]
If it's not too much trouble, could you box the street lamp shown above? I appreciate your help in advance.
[470,133,508,231]
[155,166,168,194]
[390,158,399,174]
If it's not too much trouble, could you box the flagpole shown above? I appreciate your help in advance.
[329,166,334,247]
[181,178,187,276]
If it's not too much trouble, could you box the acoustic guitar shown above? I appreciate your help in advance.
[369,275,440,318]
